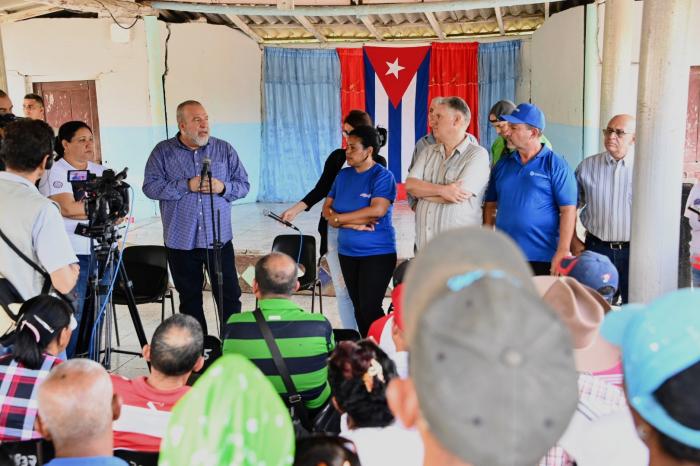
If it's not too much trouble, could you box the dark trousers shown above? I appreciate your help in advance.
[585,235,630,304]
[166,240,241,335]
[339,253,397,337]
[529,261,552,276]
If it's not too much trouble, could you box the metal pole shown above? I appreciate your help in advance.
[628,0,691,302]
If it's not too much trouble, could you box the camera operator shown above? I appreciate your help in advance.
[38,121,107,357]
[0,119,79,302]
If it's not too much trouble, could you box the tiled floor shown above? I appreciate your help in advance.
[108,201,410,378]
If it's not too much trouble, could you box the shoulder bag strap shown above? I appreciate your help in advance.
[252,308,312,428]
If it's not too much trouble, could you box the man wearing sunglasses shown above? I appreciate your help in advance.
[573,114,636,303]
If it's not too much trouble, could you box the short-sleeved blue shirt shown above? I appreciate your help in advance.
[485,145,577,262]
[329,163,397,257]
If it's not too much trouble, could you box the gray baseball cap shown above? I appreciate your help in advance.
[403,227,579,466]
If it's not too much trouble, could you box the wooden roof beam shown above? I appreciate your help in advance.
[494,6,505,35]
[0,5,60,22]
[359,15,382,40]
[296,15,326,41]
[225,13,263,42]
[424,11,445,39]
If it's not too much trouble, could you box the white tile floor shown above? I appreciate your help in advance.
[108,201,410,378]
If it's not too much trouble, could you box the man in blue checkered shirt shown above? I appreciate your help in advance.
[143,100,249,335]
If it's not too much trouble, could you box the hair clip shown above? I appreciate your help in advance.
[20,321,41,343]
[362,358,385,393]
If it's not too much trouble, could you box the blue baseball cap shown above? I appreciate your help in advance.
[500,103,546,130]
[600,289,700,448]
[558,251,619,303]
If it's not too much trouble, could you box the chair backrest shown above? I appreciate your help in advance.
[116,245,169,301]
[114,449,159,466]
[271,235,317,290]
[0,439,55,466]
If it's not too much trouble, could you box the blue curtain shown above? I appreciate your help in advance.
[259,48,341,202]
[478,40,521,154]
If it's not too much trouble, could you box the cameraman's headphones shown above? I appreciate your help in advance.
[44,132,55,170]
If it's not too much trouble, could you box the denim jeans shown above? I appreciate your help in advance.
[326,227,358,331]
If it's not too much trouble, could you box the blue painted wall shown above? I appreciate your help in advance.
[99,122,261,221]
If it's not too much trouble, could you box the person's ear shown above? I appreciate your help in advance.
[252,280,260,297]
[35,415,52,440]
[58,327,71,349]
[193,355,205,372]
[294,280,300,293]
[387,378,420,428]
[112,393,122,421]
[142,344,151,362]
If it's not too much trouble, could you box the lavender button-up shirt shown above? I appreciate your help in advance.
[143,134,250,250]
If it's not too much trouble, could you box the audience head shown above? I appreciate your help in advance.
[343,110,372,136]
[253,252,299,298]
[346,126,382,168]
[294,435,361,466]
[559,251,619,304]
[328,339,397,428]
[12,295,74,369]
[0,119,54,174]
[533,276,620,373]
[22,93,45,120]
[390,227,578,466]
[37,359,120,454]
[55,120,93,162]
[176,100,209,148]
[602,289,700,464]
[488,100,516,138]
[146,314,204,377]
[0,90,13,115]
[160,354,294,466]
[603,114,636,160]
[433,97,471,143]
[500,103,545,151]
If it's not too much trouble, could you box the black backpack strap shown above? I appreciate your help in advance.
[253,308,312,429]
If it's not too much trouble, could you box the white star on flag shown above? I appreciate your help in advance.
[385,58,405,79]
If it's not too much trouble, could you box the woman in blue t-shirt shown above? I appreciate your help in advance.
[323,126,397,336]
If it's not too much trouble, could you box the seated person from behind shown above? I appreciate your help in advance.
[37,359,127,466]
[223,252,335,415]
[0,295,73,442]
[111,314,204,453]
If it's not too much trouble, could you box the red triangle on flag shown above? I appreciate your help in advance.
[364,46,430,109]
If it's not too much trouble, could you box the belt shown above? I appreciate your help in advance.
[586,233,629,250]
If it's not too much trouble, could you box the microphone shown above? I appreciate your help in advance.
[263,209,300,231]
[199,158,211,190]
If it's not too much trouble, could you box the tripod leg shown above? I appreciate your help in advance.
[118,262,148,349]
[113,304,121,346]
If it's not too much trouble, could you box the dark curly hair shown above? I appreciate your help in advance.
[653,359,700,461]
[327,339,397,428]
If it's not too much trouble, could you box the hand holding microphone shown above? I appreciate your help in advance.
[188,158,224,194]
[263,209,300,231]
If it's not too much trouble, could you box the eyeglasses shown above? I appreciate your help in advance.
[602,128,632,138]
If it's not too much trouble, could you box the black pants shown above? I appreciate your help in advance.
[166,241,241,336]
[339,252,397,337]
[529,261,551,276]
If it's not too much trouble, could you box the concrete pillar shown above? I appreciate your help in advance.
[599,0,635,134]
[144,16,168,141]
[0,26,8,93]
[628,0,691,302]
[583,3,601,158]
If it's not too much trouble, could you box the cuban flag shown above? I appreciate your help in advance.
[364,46,431,182]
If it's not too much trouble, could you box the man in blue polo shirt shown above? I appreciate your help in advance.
[484,103,577,276]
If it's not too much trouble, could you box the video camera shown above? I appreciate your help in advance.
[67,168,130,242]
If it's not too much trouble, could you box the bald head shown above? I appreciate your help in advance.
[604,114,636,160]
[38,359,115,448]
[254,252,299,297]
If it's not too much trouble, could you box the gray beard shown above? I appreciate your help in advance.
[184,130,209,147]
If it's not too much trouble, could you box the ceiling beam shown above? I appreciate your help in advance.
[359,15,382,40]
[423,11,445,39]
[0,5,60,21]
[295,15,326,41]
[34,0,155,17]
[544,1,550,18]
[225,13,263,43]
[494,6,505,34]
[147,0,566,18]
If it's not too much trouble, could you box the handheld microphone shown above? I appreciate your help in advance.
[263,209,300,231]
[199,158,211,190]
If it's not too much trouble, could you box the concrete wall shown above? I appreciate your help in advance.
[1,18,262,221]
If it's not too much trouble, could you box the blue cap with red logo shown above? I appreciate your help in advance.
[500,103,546,130]
[558,251,619,303]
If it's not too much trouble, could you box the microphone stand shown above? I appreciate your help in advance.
[206,168,225,338]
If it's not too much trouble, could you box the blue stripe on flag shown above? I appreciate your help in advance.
[363,52,375,124]
[388,100,402,179]
[414,49,431,142]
